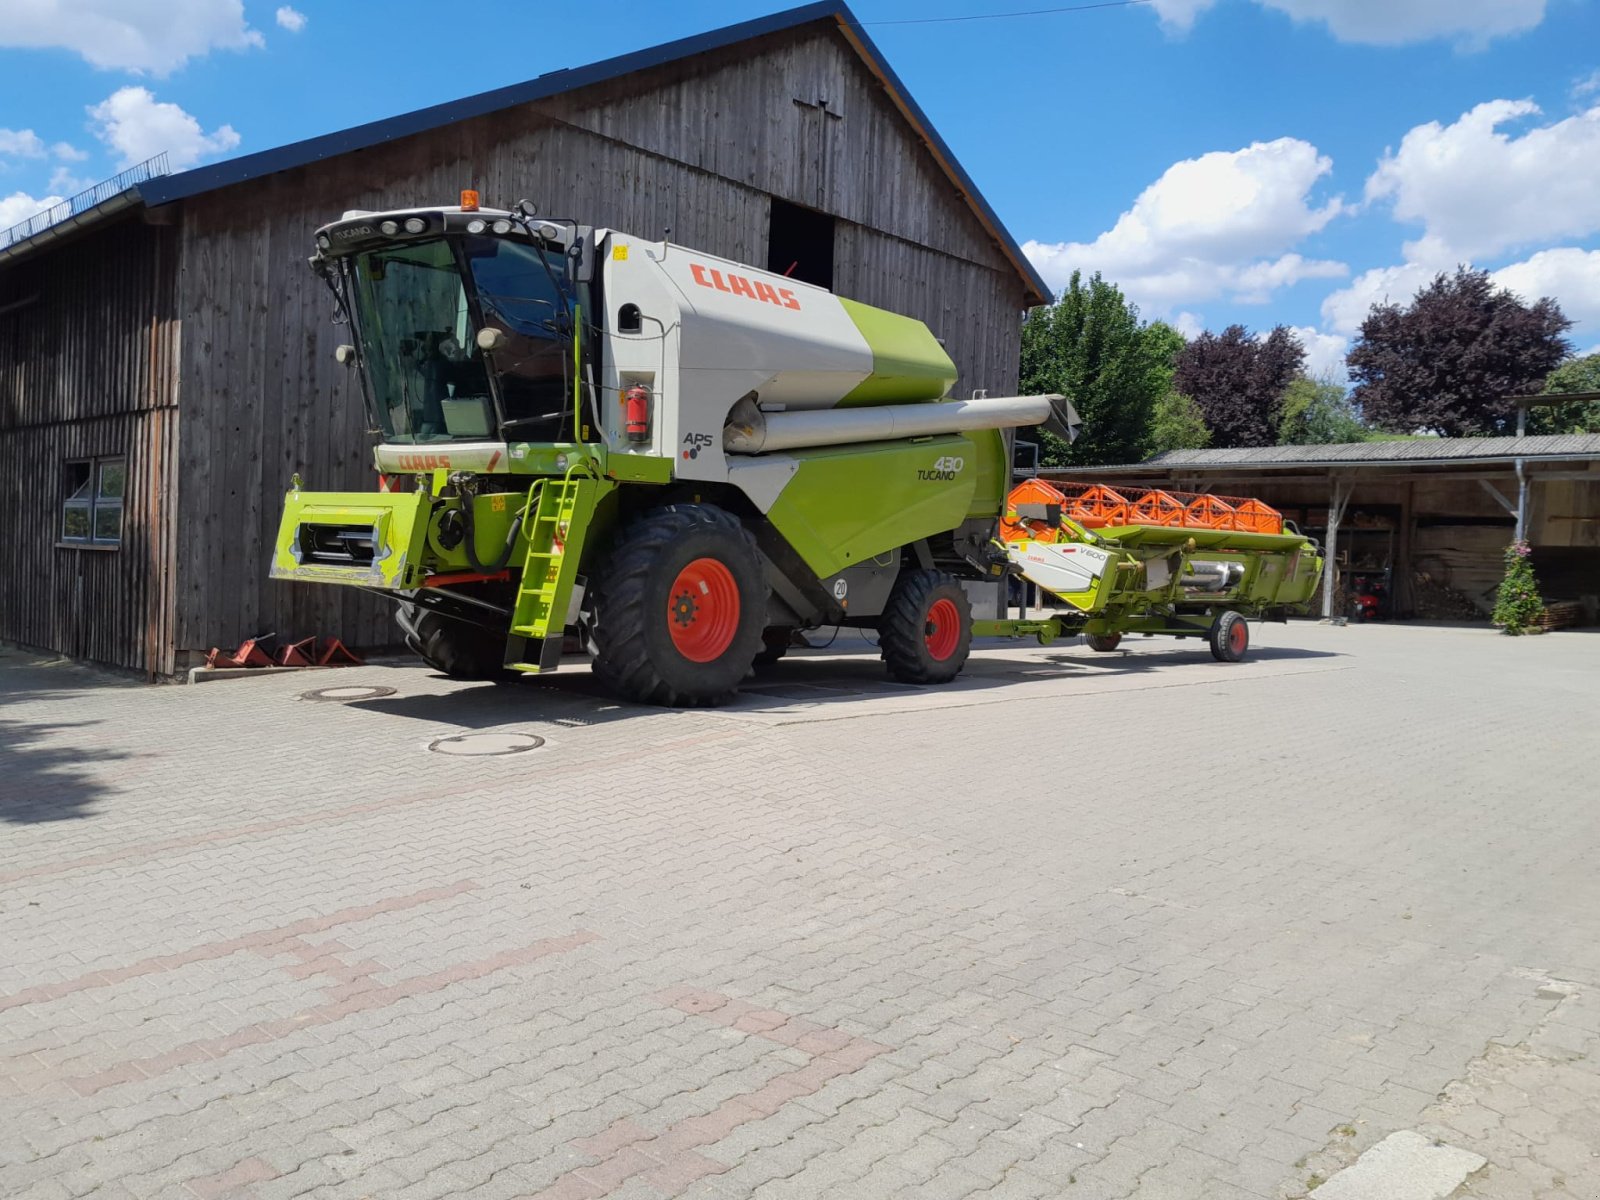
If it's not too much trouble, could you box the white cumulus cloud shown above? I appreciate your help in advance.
[1493,248,1600,348]
[1320,249,1600,347]
[89,86,240,171]
[0,129,48,158]
[1366,100,1600,263]
[1023,137,1347,314]
[1320,261,1439,338]
[1148,0,1545,46]
[1,0,263,74]
[0,191,63,232]
[1287,325,1351,382]
[275,6,306,33]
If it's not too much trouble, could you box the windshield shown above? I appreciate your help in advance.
[464,237,572,439]
[347,236,573,444]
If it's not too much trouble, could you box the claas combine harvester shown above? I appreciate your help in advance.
[272,194,1322,705]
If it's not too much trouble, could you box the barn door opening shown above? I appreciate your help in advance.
[767,198,835,291]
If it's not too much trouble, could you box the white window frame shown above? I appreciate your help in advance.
[60,455,125,549]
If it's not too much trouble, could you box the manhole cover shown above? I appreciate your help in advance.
[299,685,397,702]
[427,732,546,757]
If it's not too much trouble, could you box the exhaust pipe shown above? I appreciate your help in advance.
[723,393,1072,455]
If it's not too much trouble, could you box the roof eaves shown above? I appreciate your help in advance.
[0,187,145,268]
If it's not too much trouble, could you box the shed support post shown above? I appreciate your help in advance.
[1395,480,1415,618]
[1321,475,1353,621]
[1515,459,1528,544]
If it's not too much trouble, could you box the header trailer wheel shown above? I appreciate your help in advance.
[1208,610,1250,663]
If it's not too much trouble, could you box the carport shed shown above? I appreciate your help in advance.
[1051,436,1600,622]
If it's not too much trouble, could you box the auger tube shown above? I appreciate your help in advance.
[723,394,1060,455]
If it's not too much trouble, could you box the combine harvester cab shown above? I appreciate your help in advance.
[271,193,1076,705]
[979,480,1324,660]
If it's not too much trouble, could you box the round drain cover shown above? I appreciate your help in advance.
[300,685,397,702]
[428,732,546,757]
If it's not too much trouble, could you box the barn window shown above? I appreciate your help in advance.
[767,198,835,290]
[60,456,125,548]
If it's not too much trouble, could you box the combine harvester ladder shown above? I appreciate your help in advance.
[509,474,600,673]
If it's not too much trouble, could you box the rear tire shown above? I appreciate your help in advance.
[1208,610,1250,662]
[1086,633,1123,652]
[394,604,508,679]
[878,569,971,684]
[588,503,766,706]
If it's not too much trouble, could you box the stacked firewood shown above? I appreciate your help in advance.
[1530,601,1587,632]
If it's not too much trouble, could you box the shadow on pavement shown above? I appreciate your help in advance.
[341,636,1347,729]
[0,657,135,825]
[1033,643,1345,672]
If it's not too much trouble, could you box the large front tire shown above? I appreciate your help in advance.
[878,569,972,685]
[395,604,508,680]
[588,504,766,706]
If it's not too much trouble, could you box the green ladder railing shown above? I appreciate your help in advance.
[508,472,600,673]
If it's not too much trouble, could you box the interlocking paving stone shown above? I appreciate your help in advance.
[2,623,1597,1199]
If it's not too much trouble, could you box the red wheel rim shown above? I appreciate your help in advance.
[1229,620,1247,653]
[667,557,740,663]
[925,597,961,661]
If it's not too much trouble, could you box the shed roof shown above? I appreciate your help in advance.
[0,3,1049,303]
[1063,435,1600,475]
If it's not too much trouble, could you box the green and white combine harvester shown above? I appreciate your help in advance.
[273,195,1322,705]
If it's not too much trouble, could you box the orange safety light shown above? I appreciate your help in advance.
[460,189,480,212]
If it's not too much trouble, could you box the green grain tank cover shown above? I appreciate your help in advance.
[837,298,957,407]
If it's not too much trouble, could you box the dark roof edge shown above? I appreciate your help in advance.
[133,3,1048,305]
[139,4,839,207]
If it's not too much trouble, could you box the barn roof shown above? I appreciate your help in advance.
[0,3,1050,303]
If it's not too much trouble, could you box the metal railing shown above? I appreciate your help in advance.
[0,153,170,250]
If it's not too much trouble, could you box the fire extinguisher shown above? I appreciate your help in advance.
[624,385,650,443]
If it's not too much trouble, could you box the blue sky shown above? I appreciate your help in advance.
[2,1,1597,375]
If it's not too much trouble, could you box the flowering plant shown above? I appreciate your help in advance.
[1491,540,1545,635]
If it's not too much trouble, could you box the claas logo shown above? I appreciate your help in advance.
[690,263,801,310]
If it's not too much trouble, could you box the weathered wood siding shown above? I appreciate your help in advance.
[173,23,1031,657]
[0,219,180,674]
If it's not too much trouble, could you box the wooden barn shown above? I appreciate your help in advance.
[0,2,1048,676]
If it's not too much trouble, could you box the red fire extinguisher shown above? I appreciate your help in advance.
[624,385,650,443]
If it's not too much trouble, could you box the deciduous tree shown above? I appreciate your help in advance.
[1278,374,1368,445]
[1146,391,1210,454]
[1347,267,1571,436]
[1529,352,1600,435]
[1172,324,1305,448]
[1019,273,1183,466]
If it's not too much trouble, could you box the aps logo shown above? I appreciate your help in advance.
[918,455,964,482]
[681,432,715,460]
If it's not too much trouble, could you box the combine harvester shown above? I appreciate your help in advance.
[979,480,1323,661]
[272,193,1320,705]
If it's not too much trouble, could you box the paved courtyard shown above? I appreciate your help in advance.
[2,622,1598,1200]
